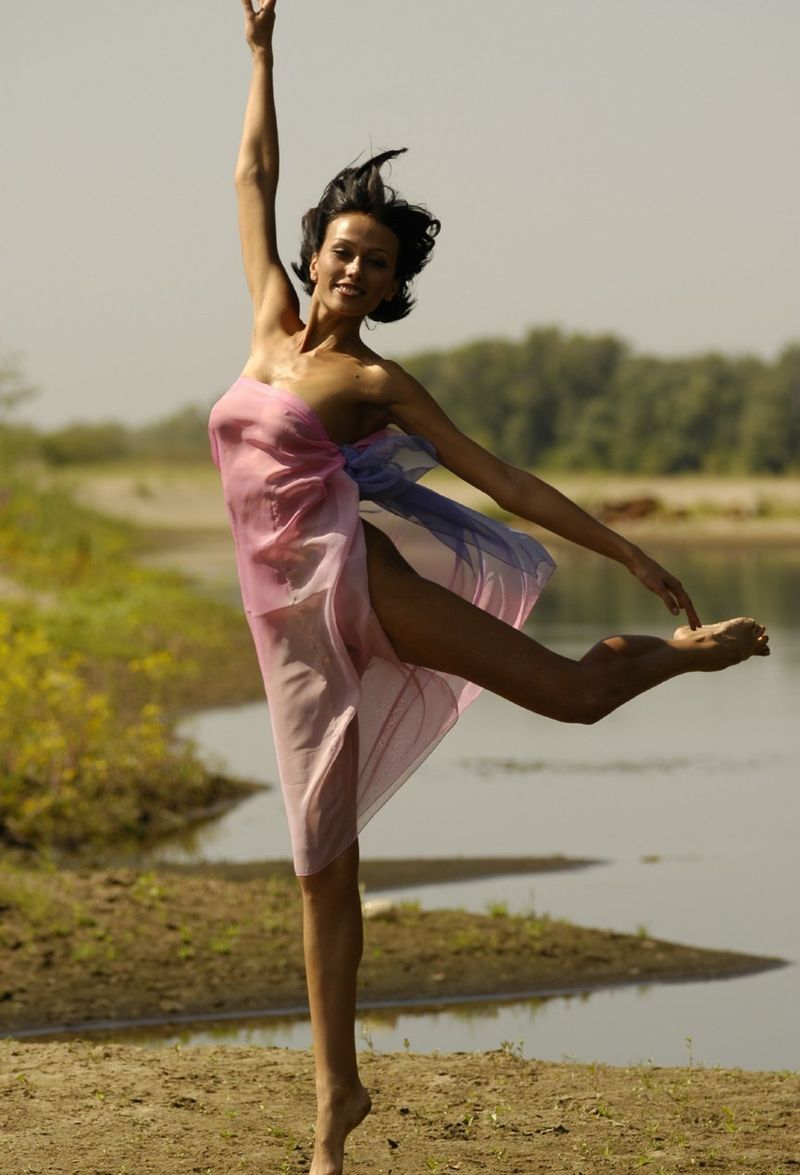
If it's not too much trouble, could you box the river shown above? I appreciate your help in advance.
[149,544,798,1069]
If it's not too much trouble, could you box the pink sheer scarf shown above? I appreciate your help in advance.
[209,377,555,875]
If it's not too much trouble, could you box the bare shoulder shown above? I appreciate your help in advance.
[358,357,421,405]
[358,357,515,505]
[357,356,456,440]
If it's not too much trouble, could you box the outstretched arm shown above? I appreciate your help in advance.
[235,0,299,327]
[381,364,702,627]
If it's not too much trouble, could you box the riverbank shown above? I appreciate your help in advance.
[2,467,797,1169]
[65,465,800,572]
[0,863,784,1038]
[2,1040,798,1173]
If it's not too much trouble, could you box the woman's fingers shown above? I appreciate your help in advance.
[636,554,702,629]
[241,0,276,48]
[663,573,702,629]
[679,591,702,630]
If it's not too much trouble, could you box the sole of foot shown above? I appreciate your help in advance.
[673,616,770,661]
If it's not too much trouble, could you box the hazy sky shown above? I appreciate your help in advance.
[2,1,799,429]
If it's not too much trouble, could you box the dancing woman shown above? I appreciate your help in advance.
[209,4,769,1172]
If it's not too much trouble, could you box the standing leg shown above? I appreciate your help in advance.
[299,836,370,1175]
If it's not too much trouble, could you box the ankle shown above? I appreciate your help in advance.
[315,1076,363,1107]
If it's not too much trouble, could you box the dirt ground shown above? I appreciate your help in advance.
[2,1040,798,1173]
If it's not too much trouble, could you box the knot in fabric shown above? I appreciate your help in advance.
[341,434,438,501]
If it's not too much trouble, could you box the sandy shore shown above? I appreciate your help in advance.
[67,466,800,557]
[3,1041,798,1173]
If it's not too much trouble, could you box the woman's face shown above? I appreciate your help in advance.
[310,213,399,316]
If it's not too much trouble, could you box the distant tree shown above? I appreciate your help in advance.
[0,350,36,418]
[5,334,799,476]
[400,328,800,474]
[738,345,800,472]
[541,330,628,467]
[132,403,215,460]
[0,351,40,467]
[41,422,132,465]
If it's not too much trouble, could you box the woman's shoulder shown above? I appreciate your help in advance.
[355,354,416,404]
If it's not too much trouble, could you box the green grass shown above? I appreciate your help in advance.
[0,472,261,856]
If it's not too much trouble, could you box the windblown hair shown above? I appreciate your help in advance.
[292,149,441,323]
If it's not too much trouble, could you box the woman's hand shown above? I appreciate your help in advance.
[626,547,702,629]
[241,0,277,52]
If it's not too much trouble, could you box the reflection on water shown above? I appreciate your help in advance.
[149,546,800,1069]
[530,542,800,638]
[463,751,783,775]
[68,966,796,1072]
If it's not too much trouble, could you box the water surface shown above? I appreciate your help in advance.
[153,546,799,1068]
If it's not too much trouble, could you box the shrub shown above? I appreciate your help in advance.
[0,610,209,852]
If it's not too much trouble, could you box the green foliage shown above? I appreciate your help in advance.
[0,475,133,589]
[35,404,217,466]
[0,350,40,466]
[0,350,36,419]
[0,356,261,855]
[131,403,215,460]
[9,331,800,473]
[0,473,244,680]
[0,611,208,851]
[0,454,259,854]
[41,421,131,465]
[401,328,800,473]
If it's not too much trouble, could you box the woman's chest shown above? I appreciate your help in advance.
[242,353,391,444]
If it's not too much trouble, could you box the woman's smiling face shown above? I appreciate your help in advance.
[310,213,399,316]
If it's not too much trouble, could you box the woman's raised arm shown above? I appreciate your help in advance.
[235,0,299,327]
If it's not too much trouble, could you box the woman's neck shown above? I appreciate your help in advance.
[300,301,366,355]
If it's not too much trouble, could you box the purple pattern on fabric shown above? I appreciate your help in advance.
[342,432,554,579]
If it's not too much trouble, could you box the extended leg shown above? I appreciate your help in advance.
[364,523,768,724]
[299,833,370,1175]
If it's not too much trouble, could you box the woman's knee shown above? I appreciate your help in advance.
[568,671,613,724]
[297,841,360,902]
[546,668,610,725]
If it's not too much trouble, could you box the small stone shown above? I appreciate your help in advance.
[362,899,398,921]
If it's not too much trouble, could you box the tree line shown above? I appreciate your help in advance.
[3,329,799,472]
[403,328,800,474]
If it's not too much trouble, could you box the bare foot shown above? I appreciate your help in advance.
[310,1084,372,1175]
[672,617,770,668]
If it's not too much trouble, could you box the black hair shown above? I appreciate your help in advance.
[292,149,441,323]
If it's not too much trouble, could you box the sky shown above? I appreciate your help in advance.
[2,0,799,430]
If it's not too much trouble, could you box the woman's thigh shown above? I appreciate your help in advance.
[362,521,586,721]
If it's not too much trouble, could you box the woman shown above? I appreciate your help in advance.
[209,4,769,1172]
